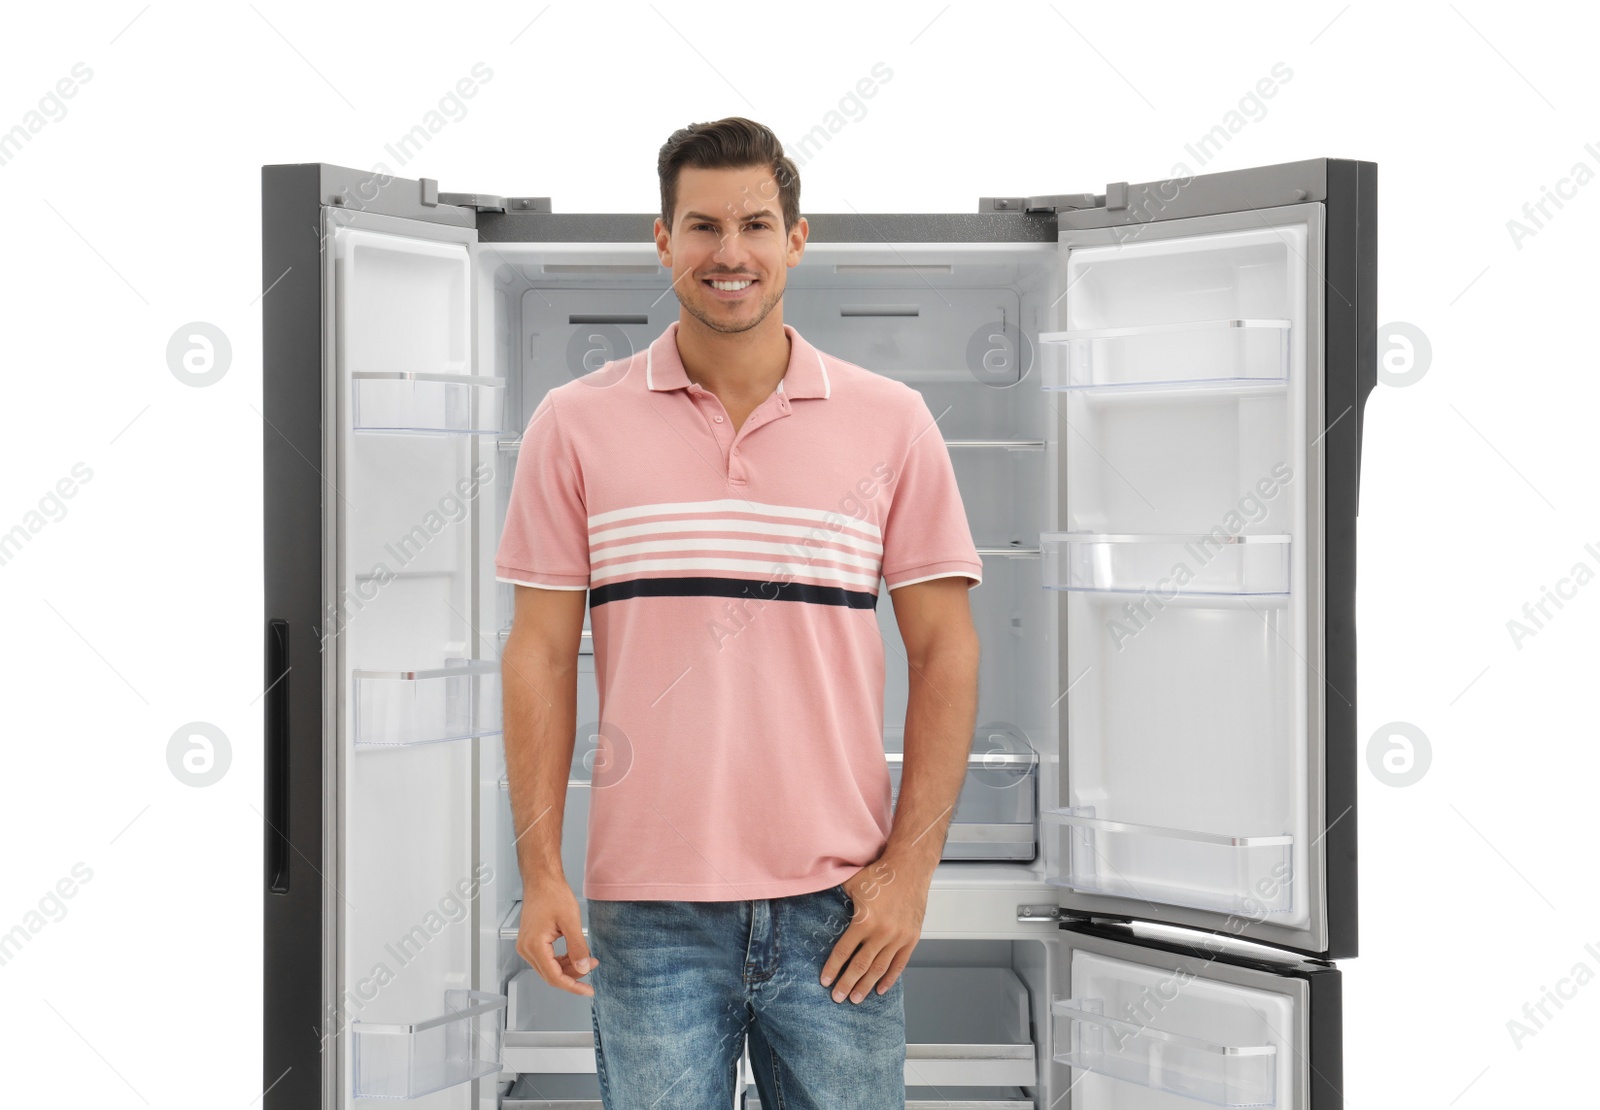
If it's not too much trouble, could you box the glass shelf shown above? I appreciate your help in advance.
[1043,807,1293,916]
[353,371,505,434]
[1052,997,1277,1107]
[351,990,507,1100]
[353,660,501,747]
[1038,318,1289,391]
[1041,532,1290,596]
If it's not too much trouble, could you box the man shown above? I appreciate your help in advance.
[496,115,982,1109]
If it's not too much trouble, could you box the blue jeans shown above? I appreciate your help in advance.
[586,882,907,1109]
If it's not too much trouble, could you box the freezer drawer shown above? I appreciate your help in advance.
[903,966,1036,1087]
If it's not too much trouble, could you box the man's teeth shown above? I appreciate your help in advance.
[709,279,753,290]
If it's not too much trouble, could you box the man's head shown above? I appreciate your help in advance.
[655,117,807,336]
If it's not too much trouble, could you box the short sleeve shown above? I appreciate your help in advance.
[495,393,590,590]
[880,392,983,591]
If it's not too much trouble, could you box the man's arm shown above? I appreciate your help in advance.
[820,575,979,1004]
[879,575,981,881]
[503,583,597,995]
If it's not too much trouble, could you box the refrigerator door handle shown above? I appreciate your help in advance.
[264,617,291,894]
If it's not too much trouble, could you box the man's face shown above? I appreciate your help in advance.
[655,164,807,335]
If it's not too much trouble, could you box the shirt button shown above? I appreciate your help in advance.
[714,415,724,423]
[732,447,740,455]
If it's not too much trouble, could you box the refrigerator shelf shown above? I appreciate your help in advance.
[1041,532,1290,596]
[350,989,507,1100]
[1043,808,1293,916]
[888,750,1038,861]
[1051,997,1277,1107]
[1038,318,1290,391]
[352,371,505,435]
[749,1088,1033,1109]
[498,435,1048,452]
[353,660,502,747]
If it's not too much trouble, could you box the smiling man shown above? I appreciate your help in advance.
[498,116,983,1109]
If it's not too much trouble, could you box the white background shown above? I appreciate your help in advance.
[0,0,1594,1106]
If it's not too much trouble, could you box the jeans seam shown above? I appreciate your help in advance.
[769,1044,786,1110]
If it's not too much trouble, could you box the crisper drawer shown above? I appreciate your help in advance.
[903,966,1036,1087]
[886,746,1038,862]
[749,1087,1032,1109]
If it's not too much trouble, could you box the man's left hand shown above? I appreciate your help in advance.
[819,857,931,1003]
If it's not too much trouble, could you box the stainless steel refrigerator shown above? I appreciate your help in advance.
[262,156,1375,1109]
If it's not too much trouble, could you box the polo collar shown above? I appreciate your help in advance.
[644,320,830,399]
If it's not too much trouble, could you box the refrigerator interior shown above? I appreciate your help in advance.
[328,215,1333,1108]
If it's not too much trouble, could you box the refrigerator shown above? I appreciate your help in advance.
[262,155,1375,1110]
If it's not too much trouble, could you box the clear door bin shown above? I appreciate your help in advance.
[351,990,507,1100]
[1052,997,1277,1107]
[1043,808,1293,916]
[354,660,502,747]
[352,372,504,434]
[888,749,1037,861]
[1038,318,1290,390]
[1041,533,1290,596]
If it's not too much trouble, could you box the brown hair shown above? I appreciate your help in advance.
[657,117,801,234]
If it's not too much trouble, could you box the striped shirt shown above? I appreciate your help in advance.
[496,320,982,900]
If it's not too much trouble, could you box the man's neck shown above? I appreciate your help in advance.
[675,312,790,401]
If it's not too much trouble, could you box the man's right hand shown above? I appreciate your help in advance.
[516,878,598,997]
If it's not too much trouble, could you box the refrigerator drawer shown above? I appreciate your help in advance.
[349,990,507,1100]
[888,750,1037,862]
[903,966,1035,1087]
[502,968,599,1074]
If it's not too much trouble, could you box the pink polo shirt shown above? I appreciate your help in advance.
[495,320,982,901]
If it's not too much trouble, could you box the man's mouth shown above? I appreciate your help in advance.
[703,277,757,298]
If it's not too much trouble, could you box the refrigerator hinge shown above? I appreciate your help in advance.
[1017,904,1065,923]
[979,183,1131,215]
[433,190,510,213]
